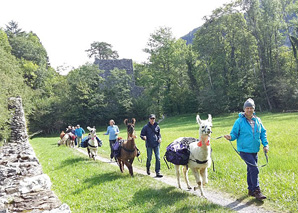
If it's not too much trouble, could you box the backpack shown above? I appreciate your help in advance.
[96,137,102,147]
[81,136,90,148]
[112,139,124,159]
[164,137,197,166]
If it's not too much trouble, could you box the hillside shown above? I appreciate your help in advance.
[181,27,200,45]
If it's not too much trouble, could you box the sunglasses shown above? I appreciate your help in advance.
[150,118,155,120]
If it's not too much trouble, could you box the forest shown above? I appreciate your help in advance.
[1,0,298,140]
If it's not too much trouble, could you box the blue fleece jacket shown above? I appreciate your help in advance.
[104,125,119,140]
[75,127,85,137]
[140,122,161,148]
[230,112,268,153]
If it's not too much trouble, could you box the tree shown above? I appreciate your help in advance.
[8,32,49,66]
[193,4,258,113]
[143,27,196,115]
[0,29,36,140]
[243,0,290,110]
[6,26,51,90]
[102,68,133,120]
[65,64,105,125]
[5,20,24,37]
[86,42,119,60]
[0,30,12,53]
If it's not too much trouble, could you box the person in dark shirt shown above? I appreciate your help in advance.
[140,114,163,178]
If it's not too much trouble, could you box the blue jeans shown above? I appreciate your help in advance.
[240,152,259,191]
[146,144,161,173]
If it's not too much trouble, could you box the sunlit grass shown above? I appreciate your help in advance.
[97,112,298,212]
[30,137,231,212]
[31,112,298,212]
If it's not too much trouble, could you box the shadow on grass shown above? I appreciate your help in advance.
[129,186,187,212]
[226,195,264,211]
[128,186,225,212]
[130,186,229,212]
[128,186,230,213]
[73,172,127,195]
[51,142,59,146]
[173,203,227,213]
[57,156,89,169]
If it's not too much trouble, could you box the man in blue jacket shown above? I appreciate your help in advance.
[75,124,85,147]
[140,114,163,178]
[224,98,269,200]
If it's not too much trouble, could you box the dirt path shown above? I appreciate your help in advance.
[76,148,273,213]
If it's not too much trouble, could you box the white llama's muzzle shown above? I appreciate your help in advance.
[202,125,212,135]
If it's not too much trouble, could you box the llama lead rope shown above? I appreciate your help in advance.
[228,139,268,168]
[211,135,268,168]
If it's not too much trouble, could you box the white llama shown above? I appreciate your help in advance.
[86,126,98,160]
[175,114,212,197]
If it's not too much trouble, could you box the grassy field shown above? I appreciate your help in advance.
[30,137,231,212]
[30,112,298,212]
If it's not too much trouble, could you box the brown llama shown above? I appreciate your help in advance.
[117,118,138,176]
[60,131,65,139]
[57,132,75,147]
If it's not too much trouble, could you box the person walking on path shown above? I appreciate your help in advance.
[103,120,120,161]
[224,98,269,201]
[75,124,85,147]
[140,114,163,178]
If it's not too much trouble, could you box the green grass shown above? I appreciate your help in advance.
[30,137,231,212]
[30,112,298,212]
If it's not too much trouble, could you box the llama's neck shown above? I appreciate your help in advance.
[89,134,97,146]
[199,134,210,147]
[126,132,136,148]
[192,134,210,160]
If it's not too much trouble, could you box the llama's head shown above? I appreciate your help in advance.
[124,118,136,136]
[87,126,96,137]
[196,114,212,136]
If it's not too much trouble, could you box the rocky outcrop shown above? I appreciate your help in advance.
[94,59,144,97]
[0,97,70,212]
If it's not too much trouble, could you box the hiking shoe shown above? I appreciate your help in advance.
[253,188,266,200]
[146,167,150,175]
[248,189,254,196]
[156,173,163,178]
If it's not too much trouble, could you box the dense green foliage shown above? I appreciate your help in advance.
[30,136,231,212]
[0,24,63,139]
[135,0,298,117]
[1,0,298,138]
[0,29,36,141]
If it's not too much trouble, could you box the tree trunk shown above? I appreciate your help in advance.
[258,46,272,110]
[186,60,199,94]
[205,61,214,90]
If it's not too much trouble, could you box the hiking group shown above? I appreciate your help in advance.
[59,98,269,201]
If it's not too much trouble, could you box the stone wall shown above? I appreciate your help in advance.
[0,97,70,212]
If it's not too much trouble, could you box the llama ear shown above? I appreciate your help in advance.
[87,126,91,131]
[132,118,136,125]
[124,119,128,126]
[208,114,212,123]
[196,115,201,124]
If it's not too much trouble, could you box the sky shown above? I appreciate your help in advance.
[0,0,230,74]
